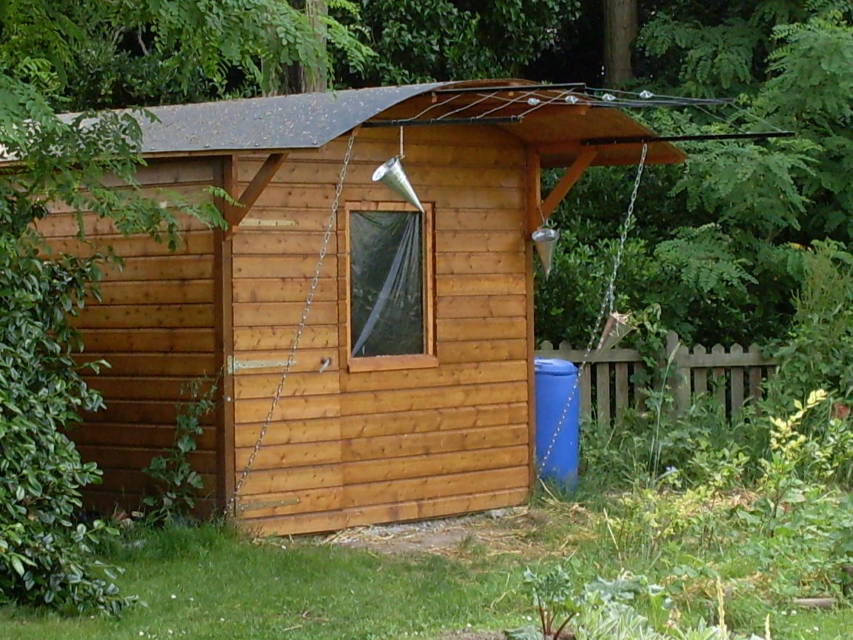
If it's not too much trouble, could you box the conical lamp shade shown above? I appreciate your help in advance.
[372,157,425,213]
[532,226,559,278]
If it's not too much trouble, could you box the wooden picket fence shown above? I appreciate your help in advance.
[535,331,778,425]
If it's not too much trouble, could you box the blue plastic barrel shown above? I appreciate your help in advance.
[534,357,580,489]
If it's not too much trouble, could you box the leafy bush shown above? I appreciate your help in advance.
[0,73,222,613]
[0,228,131,613]
[143,378,219,525]
[505,562,760,640]
[769,241,853,406]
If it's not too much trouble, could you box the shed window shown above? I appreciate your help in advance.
[346,202,435,371]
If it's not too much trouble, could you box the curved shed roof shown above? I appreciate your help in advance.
[53,79,686,168]
[124,82,447,154]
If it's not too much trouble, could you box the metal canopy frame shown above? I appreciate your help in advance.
[362,85,793,146]
[364,113,794,146]
[362,115,523,128]
[433,82,587,94]
[582,131,795,146]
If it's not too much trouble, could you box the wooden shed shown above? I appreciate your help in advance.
[36,80,684,535]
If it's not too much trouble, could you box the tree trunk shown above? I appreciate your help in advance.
[603,0,637,86]
[301,0,328,93]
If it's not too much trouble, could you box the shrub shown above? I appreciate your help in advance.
[0,228,131,613]
[143,378,219,525]
[769,240,853,406]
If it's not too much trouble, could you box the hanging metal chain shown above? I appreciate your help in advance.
[225,130,358,516]
[540,143,648,468]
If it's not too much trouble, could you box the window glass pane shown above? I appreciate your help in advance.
[350,211,423,357]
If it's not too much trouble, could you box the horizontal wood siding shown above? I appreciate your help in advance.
[37,158,221,511]
[232,126,532,534]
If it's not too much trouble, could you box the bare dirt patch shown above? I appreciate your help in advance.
[314,502,591,558]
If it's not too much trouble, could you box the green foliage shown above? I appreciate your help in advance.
[0,223,131,613]
[345,0,580,84]
[142,379,220,525]
[0,0,375,109]
[769,241,853,404]
[517,562,578,638]
[0,32,222,613]
[540,2,852,350]
[507,563,754,640]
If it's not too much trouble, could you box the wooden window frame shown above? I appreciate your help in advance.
[344,201,437,373]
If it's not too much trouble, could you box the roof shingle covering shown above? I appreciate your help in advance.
[102,83,446,154]
[34,79,685,167]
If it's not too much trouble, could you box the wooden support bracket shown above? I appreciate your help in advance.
[526,148,597,233]
[226,152,288,231]
[539,148,597,221]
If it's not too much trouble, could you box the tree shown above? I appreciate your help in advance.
[340,0,581,84]
[537,2,852,348]
[0,0,370,612]
[0,0,373,109]
[0,75,212,613]
[302,0,329,92]
[603,0,638,85]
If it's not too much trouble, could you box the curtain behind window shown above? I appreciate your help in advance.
[350,211,423,357]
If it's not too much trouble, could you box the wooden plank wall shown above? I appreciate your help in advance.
[231,125,532,535]
[35,158,222,513]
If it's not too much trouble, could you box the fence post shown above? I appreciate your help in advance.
[666,331,690,414]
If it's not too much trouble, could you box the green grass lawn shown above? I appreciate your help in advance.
[1,524,526,640]
[2,497,850,640]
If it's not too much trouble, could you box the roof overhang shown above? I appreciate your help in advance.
[1,79,685,169]
[362,79,685,167]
